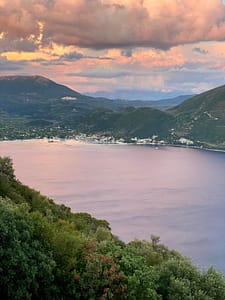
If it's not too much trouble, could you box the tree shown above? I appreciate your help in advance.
[156,258,225,300]
[0,156,15,179]
[0,198,56,299]
[201,266,225,300]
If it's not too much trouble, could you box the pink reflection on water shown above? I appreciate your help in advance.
[1,140,225,270]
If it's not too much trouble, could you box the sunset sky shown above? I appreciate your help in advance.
[1,0,225,99]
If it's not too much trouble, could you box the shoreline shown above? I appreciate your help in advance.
[1,136,225,155]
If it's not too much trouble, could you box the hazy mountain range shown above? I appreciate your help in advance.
[86,89,193,101]
[0,75,225,150]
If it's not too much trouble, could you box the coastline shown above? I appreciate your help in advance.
[1,136,225,155]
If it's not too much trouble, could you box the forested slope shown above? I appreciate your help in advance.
[0,156,225,299]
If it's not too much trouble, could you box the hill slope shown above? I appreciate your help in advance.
[170,85,225,148]
[116,95,193,111]
[80,107,174,139]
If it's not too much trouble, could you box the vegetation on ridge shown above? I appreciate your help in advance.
[1,156,225,299]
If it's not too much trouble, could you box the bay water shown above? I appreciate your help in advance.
[1,139,225,271]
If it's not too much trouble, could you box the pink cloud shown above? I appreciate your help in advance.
[1,0,225,51]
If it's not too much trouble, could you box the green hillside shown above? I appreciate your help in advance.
[170,85,225,148]
[77,107,175,139]
[1,156,225,299]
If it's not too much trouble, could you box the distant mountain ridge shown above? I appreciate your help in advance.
[0,75,82,98]
[0,75,225,150]
[0,75,178,140]
[0,75,192,109]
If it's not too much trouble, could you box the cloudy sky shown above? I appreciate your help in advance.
[1,0,225,99]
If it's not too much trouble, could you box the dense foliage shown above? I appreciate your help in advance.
[1,156,225,299]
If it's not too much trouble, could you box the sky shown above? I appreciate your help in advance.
[1,0,225,100]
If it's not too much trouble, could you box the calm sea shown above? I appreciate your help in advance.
[1,139,225,271]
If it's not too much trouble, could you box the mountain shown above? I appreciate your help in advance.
[94,95,193,111]
[87,89,193,101]
[0,75,82,98]
[0,76,90,121]
[0,75,188,114]
[1,75,225,150]
[0,75,176,140]
[0,75,109,117]
[144,95,194,110]
[170,84,225,148]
